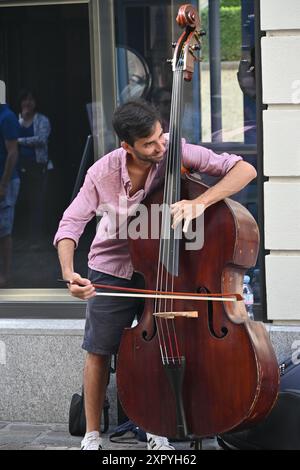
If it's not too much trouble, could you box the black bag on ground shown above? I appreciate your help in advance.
[218,357,300,450]
[69,388,86,437]
[218,390,300,450]
[279,356,300,390]
[69,387,110,437]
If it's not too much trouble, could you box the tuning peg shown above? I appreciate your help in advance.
[166,59,173,64]
[192,44,201,51]
[172,42,177,48]
[200,30,206,37]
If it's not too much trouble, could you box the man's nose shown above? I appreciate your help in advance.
[157,141,165,152]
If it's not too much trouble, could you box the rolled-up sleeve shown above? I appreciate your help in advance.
[53,170,100,248]
[182,139,243,176]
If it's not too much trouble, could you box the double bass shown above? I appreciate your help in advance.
[116,4,279,440]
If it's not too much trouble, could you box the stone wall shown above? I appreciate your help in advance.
[261,0,300,321]
[0,319,299,424]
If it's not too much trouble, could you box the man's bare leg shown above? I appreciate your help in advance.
[84,352,111,433]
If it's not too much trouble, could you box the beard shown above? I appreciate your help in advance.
[132,148,166,164]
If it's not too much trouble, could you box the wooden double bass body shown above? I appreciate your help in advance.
[117,4,279,439]
[117,176,279,438]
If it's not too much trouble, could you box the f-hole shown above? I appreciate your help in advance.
[197,286,228,339]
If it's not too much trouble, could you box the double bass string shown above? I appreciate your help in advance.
[155,59,184,365]
[165,66,182,364]
[155,69,177,364]
[154,67,176,363]
[171,61,184,312]
[170,62,184,364]
[154,67,177,364]
[163,68,179,363]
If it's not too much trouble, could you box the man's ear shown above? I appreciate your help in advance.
[121,141,132,153]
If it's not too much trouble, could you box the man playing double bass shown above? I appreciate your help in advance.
[54,99,257,450]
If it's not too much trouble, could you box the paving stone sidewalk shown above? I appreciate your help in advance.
[0,422,221,450]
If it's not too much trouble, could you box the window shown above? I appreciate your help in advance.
[114,0,263,319]
[0,2,94,315]
[0,0,264,320]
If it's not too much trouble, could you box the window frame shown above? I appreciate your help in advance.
[0,0,117,317]
[0,0,267,322]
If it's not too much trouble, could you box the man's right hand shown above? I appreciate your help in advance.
[65,272,96,300]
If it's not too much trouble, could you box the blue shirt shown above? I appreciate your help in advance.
[0,104,20,179]
[19,122,36,167]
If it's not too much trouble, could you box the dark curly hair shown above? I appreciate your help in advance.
[112,99,161,146]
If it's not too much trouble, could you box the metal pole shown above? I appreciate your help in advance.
[254,0,268,322]
[208,0,222,142]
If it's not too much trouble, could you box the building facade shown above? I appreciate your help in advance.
[261,0,300,322]
[0,0,299,423]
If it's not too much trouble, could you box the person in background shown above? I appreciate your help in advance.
[17,89,51,248]
[0,100,20,287]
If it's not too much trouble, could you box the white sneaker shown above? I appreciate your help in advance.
[146,433,175,450]
[81,431,103,450]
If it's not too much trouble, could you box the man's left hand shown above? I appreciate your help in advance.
[170,199,205,233]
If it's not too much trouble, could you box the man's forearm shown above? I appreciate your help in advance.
[196,161,257,208]
[57,238,76,279]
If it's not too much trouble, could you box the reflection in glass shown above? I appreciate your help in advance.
[0,3,93,288]
[117,46,152,104]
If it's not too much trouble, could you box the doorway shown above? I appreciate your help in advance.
[0,3,94,288]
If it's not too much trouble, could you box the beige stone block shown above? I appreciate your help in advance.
[261,0,300,30]
[266,255,300,320]
[264,181,300,249]
[262,37,300,104]
[263,109,300,176]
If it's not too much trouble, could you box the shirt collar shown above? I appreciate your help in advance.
[121,149,131,187]
[120,147,166,188]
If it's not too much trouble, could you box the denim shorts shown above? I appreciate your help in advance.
[82,269,145,355]
[0,178,20,238]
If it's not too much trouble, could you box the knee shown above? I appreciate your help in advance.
[86,352,110,367]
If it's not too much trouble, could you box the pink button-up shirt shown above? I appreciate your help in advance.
[53,138,242,279]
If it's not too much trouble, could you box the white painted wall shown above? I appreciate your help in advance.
[261,2,300,321]
[264,182,300,250]
[263,110,300,176]
[261,36,300,104]
[261,0,300,31]
[266,255,300,321]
